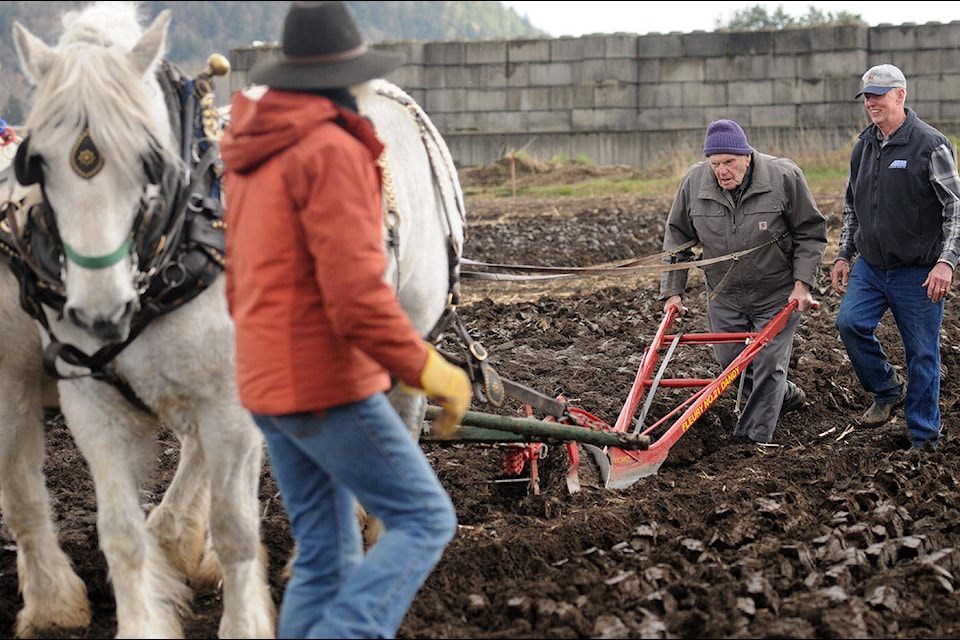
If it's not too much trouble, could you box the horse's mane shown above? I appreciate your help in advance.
[24,1,179,185]
[60,1,150,51]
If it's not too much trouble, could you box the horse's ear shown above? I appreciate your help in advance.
[14,137,42,186]
[128,9,171,77]
[12,21,56,86]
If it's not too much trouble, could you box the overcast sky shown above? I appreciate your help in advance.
[500,1,960,37]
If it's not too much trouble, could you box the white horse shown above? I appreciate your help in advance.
[354,78,467,439]
[2,2,275,638]
[0,4,465,638]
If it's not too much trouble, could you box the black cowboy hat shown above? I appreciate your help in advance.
[249,1,404,90]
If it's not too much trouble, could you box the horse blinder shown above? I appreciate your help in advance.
[14,137,43,186]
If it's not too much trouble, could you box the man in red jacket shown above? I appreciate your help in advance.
[221,3,471,638]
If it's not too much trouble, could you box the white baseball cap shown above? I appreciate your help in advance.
[855,64,906,99]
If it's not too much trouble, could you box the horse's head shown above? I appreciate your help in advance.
[12,4,178,343]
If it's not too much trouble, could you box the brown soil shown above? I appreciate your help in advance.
[4,159,960,639]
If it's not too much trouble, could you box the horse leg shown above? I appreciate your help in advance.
[0,272,90,638]
[145,429,216,590]
[0,370,90,638]
[387,385,428,440]
[59,381,191,639]
[193,401,276,639]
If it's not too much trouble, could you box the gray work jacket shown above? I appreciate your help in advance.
[660,151,827,313]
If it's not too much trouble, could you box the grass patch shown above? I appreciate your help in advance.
[470,139,855,200]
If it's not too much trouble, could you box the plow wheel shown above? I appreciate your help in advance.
[502,442,546,495]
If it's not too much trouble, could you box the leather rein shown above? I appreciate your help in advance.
[459,235,790,282]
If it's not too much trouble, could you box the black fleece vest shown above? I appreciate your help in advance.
[849,108,950,269]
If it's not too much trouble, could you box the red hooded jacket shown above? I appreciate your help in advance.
[221,88,428,415]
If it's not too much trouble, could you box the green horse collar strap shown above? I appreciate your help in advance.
[62,236,133,269]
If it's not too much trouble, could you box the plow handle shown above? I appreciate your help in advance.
[612,305,680,432]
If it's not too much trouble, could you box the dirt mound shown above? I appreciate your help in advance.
[460,155,645,190]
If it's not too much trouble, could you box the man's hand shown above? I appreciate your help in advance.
[789,280,817,312]
[923,261,954,302]
[663,294,687,317]
[830,259,850,294]
[418,346,472,436]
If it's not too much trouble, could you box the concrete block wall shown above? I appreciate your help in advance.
[229,21,960,169]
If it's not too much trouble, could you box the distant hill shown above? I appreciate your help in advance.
[0,1,546,124]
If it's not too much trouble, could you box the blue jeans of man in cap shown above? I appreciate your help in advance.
[835,258,943,447]
[254,393,457,639]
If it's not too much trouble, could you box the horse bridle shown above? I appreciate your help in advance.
[0,60,227,415]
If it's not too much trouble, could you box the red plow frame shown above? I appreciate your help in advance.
[584,299,803,488]
[423,300,805,492]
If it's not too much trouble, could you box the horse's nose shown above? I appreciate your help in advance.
[66,300,136,342]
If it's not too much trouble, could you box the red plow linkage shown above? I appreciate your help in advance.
[423,300,806,493]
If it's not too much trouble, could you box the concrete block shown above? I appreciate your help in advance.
[602,34,640,58]
[682,82,727,107]
[429,88,467,113]
[389,66,424,91]
[552,36,607,61]
[525,109,571,131]
[869,25,918,51]
[508,39,551,62]
[661,58,705,83]
[529,62,574,86]
[772,78,802,105]
[465,41,508,64]
[660,106,708,130]
[506,86,551,111]
[465,88,507,111]
[572,108,637,131]
[636,59,662,83]
[637,33,683,59]
[727,80,774,106]
[681,32,728,57]
[645,83,683,108]
[724,30,776,55]
[750,105,797,127]
[550,85,576,110]
[377,41,426,65]
[424,41,467,65]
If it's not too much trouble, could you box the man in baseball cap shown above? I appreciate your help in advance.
[832,61,960,451]
[854,63,906,99]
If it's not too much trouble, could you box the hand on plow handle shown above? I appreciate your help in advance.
[418,345,473,436]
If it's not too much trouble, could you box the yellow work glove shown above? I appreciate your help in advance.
[419,346,472,436]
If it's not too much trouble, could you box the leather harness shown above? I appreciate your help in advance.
[0,61,226,416]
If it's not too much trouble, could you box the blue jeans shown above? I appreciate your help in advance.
[254,394,457,639]
[835,259,943,447]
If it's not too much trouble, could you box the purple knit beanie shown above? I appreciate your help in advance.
[703,119,752,157]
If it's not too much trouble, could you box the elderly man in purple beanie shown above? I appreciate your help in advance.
[660,119,828,446]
